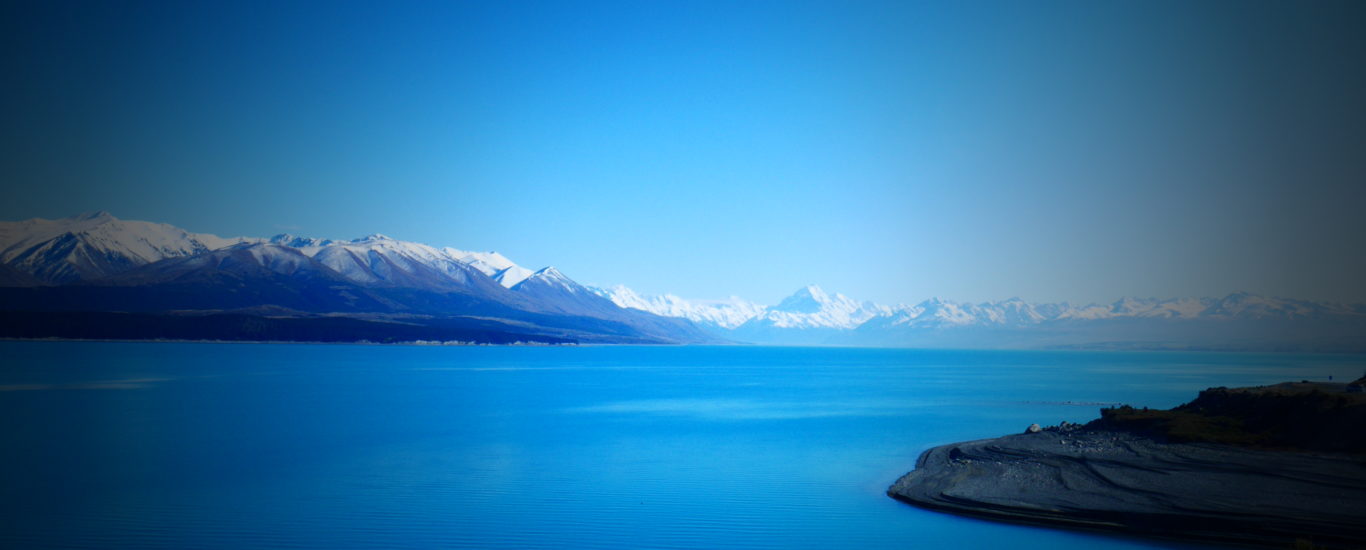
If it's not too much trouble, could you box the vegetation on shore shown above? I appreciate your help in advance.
[1093,379,1366,454]
[890,378,1366,549]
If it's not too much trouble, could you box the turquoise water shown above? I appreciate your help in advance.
[1,342,1362,549]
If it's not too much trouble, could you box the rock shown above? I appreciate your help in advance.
[888,430,1366,549]
[892,382,1366,548]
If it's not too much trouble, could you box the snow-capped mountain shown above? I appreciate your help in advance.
[859,294,1360,333]
[267,234,335,248]
[265,233,537,292]
[1200,292,1337,320]
[743,285,889,330]
[2,211,1362,350]
[590,285,766,330]
[454,250,535,288]
[500,267,716,342]
[871,298,993,329]
[1100,296,1212,319]
[145,243,332,279]
[590,282,1365,349]
[0,211,256,283]
[591,284,889,333]
[844,293,1366,349]
[721,285,892,345]
[0,212,720,344]
[23,242,401,315]
[514,266,579,293]
[510,266,619,316]
[299,234,507,295]
[0,212,540,296]
[863,296,1069,330]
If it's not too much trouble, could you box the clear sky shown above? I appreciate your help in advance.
[3,1,1364,305]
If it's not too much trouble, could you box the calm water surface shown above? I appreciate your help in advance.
[2,342,1362,549]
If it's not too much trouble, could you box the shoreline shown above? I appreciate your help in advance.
[6,336,1366,355]
[887,427,1366,549]
[0,336,580,347]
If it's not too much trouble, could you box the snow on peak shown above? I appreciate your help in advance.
[228,243,318,276]
[590,284,767,329]
[250,232,536,291]
[8,213,1357,333]
[167,223,550,293]
[455,250,531,287]
[530,266,570,282]
[71,211,115,222]
[353,233,394,243]
[0,212,258,283]
[594,284,649,309]
[2,212,544,291]
[863,292,1358,330]
[883,298,978,327]
[773,285,841,313]
[1202,292,1317,320]
[512,266,586,294]
[492,265,535,288]
[801,284,829,301]
[423,248,533,288]
[465,251,515,270]
[269,234,335,248]
[753,285,889,329]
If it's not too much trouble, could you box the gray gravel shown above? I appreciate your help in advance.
[888,428,1366,549]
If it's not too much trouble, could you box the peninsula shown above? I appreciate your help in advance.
[888,379,1366,549]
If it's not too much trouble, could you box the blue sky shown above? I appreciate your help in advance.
[3,1,1364,304]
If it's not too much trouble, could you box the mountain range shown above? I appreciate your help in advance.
[599,285,1366,351]
[2,212,1364,351]
[0,212,713,345]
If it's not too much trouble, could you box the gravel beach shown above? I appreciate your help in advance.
[888,426,1366,548]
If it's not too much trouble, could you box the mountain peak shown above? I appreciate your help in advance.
[70,211,115,222]
[590,284,768,330]
[782,284,832,302]
[743,284,885,329]
[1,211,228,283]
[269,234,333,248]
[509,265,570,287]
[533,266,567,279]
[773,286,832,314]
[459,251,515,271]
[511,265,585,294]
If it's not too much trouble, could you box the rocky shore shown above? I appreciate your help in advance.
[888,382,1366,549]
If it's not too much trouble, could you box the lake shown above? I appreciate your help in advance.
[1,342,1362,549]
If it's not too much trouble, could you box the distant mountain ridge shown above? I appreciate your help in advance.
[0,213,715,345]
[593,285,1366,351]
[599,285,1364,328]
[0,211,253,283]
[590,285,765,329]
[2,212,1363,350]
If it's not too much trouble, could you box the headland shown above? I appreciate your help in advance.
[888,379,1366,549]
